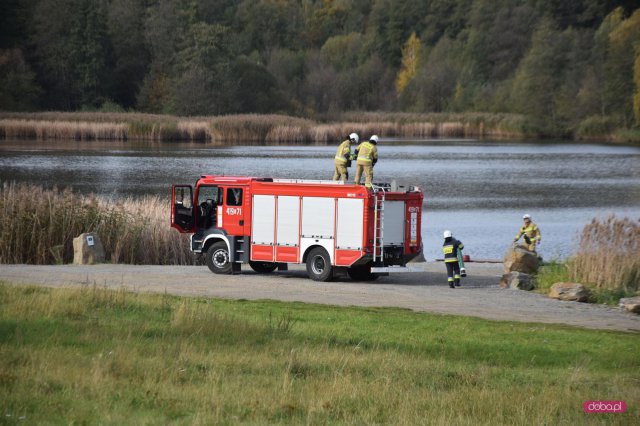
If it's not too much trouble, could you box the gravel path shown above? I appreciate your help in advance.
[1,263,638,332]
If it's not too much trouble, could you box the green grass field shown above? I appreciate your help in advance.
[0,283,638,425]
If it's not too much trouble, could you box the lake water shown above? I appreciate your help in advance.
[1,139,639,262]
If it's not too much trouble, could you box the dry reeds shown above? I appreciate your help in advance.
[0,182,193,265]
[0,111,538,143]
[569,216,640,291]
[210,114,314,142]
[176,121,213,141]
[0,119,128,140]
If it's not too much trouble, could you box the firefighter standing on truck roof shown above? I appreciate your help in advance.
[443,230,464,288]
[333,133,358,182]
[354,135,379,187]
[513,214,541,252]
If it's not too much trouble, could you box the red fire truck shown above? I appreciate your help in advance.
[171,176,423,281]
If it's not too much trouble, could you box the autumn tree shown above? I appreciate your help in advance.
[635,49,640,125]
[395,32,421,96]
[607,8,640,126]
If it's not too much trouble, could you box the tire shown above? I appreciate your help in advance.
[347,265,378,281]
[249,261,278,274]
[205,241,232,274]
[306,247,333,282]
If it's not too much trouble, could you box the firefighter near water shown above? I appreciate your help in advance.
[513,213,541,252]
[442,230,465,288]
[171,176,423,281]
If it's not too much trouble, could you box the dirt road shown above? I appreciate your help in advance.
[1,263,638,332]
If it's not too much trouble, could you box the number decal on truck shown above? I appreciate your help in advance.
[410,212,417,244]
[226,207,242,216]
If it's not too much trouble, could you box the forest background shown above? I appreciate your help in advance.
[1,0,640,138]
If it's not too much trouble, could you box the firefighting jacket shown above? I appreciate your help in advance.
[515,223,541,244]
[443,238,464,263]
[356,141,378,164]
[334,139,351,165]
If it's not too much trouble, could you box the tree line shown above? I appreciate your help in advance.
[1,0,639,135]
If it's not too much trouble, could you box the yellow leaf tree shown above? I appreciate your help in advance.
[635,48,640,126]
[395,32,421,96]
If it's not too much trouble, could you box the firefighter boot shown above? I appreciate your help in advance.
[460,268,467,277]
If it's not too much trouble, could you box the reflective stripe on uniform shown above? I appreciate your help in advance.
[335,140,351,164]
[515,223,541,243]
[443,239,463,262]
[357,142,374,163]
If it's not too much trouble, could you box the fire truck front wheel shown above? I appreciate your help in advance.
[205,241,232,274]
[306,247,333,282]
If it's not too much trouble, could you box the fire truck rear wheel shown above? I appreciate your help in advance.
[249,261,278,274]
[306,247,333,282]
[205,241,232,274]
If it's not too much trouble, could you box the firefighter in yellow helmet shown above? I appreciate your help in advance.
[333,133,358,182]
[513,214,541,252]
[354,135,379,187]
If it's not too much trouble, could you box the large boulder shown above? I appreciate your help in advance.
[619,297,640,314]
[500,272,534,291]
[503,245,539,274]
[73,233,105,265]
[548,282,591,302]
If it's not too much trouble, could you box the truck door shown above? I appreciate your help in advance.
[171,185,193,232]
[221,186,246,236]
[195,185,223,230]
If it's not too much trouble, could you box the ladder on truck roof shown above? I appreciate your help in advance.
[372,184,386,265]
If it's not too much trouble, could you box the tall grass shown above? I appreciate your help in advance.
[569,216,640,292]
[0,119,128,140]
[0,182,192,265]
[1,284,638,424]
[0,111,542,143]
[536,216,640,303]
[534,261,571,293]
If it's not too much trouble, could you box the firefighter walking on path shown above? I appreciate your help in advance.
[333,133,358,182]
[513,214,541,252]
[354,135,379,187]
[443,230,464,288]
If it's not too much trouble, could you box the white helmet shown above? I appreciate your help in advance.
[443,230,452,238]
[349,133,359,144]
[523,214,531,220]
[369,135,379,144]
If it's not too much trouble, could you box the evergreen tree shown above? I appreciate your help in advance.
[635,49,640,125]
[1,0,638,129]
[510,19,566,133]
[69,0,114,108]
[0,49,41,110]
[107,0,150,109]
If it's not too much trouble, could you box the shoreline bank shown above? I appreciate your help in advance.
[2,111,637,144]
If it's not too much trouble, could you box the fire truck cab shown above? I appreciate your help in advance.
[171,176,423,281]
